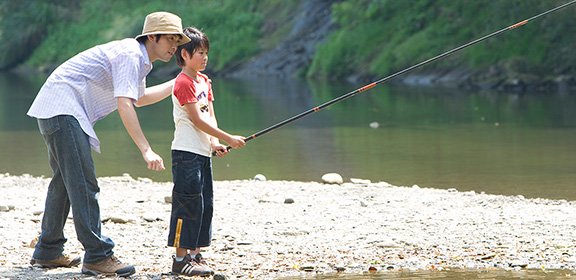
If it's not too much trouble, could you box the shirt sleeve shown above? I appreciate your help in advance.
[174,74,198,106]
[110,53,142,100]
[207,77,214,102]
[198,73,214,102]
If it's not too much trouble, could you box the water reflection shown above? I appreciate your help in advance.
[0,72,575,200]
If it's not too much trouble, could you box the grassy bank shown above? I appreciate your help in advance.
[309,0,576,80]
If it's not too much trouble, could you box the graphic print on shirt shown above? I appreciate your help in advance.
[197,91,209,113]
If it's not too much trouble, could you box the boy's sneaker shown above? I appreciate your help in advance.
[172,255,214,276]
[30,254,81,268]
[82,255,135,277]
[193,253,208,265]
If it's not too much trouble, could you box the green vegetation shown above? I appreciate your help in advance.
[0,0,74,69]
[308,0,576,79]
[1,0,575,80]
[1,0,269,71]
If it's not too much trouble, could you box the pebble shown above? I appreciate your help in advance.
[213,273,228,280]
[0,205,14,212]
[350,178,371,184]
[253,174,267,181]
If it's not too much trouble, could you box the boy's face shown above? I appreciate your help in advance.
[147,34,181,63]
[184,47,208,72]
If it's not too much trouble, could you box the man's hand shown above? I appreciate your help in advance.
[142,148,165,171]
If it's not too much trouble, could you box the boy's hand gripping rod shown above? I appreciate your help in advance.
[214,0,576,156]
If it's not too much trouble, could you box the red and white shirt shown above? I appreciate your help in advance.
[171,72,214,157]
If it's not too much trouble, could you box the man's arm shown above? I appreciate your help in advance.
[135,78,175,107]
[117,97,165,171]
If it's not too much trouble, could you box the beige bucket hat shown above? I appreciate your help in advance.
[135,11,191,45]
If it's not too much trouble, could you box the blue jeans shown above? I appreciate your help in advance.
[33,115,114,264]
[167,150,214,249]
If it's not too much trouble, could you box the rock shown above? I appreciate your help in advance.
[300,264,315,272]
[29,236,38,248]
[226,0,335,79]
[284,198,295,204]
[321,173,343,184]
[253,174,266,181]
[102,216,134,224]
[142,215,162,222]
[479,254,496,260]
[164,196,172,203]
[137,177,153,183]
[350,178,371,184]
[120,173,134,181]
[509,260,528,268]
[213,273,228,280]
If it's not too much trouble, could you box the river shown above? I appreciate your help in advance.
[0,71,575,201]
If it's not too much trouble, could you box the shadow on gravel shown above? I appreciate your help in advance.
[0,266,92,280]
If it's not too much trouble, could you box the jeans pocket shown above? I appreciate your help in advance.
[38,117,61,136]
[171,190,202,220]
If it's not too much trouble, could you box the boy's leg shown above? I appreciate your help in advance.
[167,151,204,249]
[176,247,188,258]
[189,158,213,268]
[197,158,214,248]
[168,151,213,276]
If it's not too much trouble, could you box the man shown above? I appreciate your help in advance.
[27,11,189,277]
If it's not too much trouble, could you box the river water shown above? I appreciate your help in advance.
[2,71,575,200]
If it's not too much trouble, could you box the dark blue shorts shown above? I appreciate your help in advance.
[167,150,213,249]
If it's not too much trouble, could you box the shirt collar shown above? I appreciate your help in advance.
[138,41,153,72]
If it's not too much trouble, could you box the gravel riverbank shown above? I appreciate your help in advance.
[1,173,575,279]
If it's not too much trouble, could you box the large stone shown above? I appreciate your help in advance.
[321,173,343,184]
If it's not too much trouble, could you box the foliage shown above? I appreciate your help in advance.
[308,0,576,79]
[21,0,263,72]
[0,0,78,69]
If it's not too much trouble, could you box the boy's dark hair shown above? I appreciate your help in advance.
[176,27,210,67]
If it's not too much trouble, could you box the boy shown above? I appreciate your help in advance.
[27,12,190,277]
[168,27,245,276]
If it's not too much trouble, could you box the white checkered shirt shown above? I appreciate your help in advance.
[27,38,152,152]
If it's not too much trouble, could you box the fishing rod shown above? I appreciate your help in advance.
[215,0,576,156]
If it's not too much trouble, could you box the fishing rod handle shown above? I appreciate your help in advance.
[211,135,255,156]
[212,146,231,156]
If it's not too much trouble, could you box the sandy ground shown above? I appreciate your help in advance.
[0,173,575,279]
